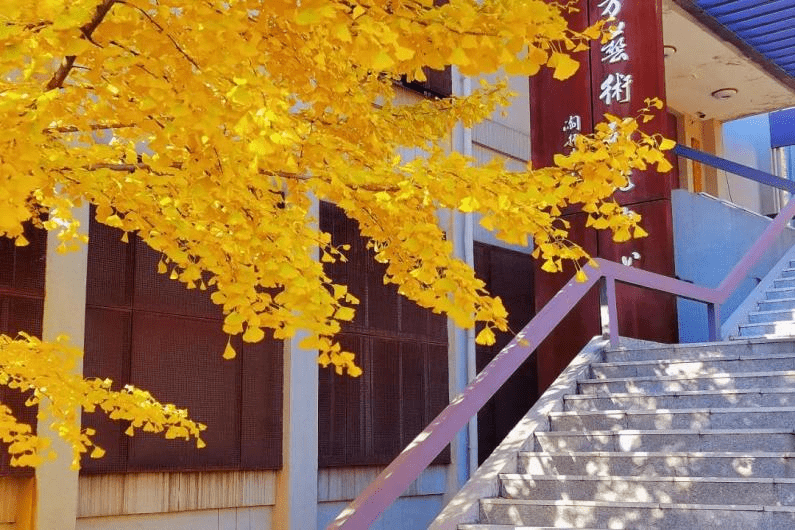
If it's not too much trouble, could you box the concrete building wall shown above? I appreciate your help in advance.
[76,507,272,530]
[672,189,795,342]
[722,114,775,215]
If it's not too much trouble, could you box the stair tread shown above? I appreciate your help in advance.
[498,473,795,484]
[759,296,795,303]
[549,406,795,417]
[480,498,795,511]
[565,387,795,399]
[579,369,795,385]
[604,337,795,354]
[731,333,795,340]
[460,526,601,530]
[740,322,795,329]
[593,352,795,367]
[519,450,795,457]
[763,286,795,293]
[537,427,795,435]
[748,308,795,316]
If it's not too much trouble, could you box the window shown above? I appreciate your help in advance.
[318,202,450,467]
[81,213,283,473]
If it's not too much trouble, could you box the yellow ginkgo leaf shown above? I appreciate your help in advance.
[222,341,237,360]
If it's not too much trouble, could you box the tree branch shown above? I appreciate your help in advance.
[45,0,118,91]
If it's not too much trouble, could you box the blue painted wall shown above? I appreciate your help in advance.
[672,189,795,342]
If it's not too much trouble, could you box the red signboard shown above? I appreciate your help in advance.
[530,5,593,170]
[530,0,678,392]
[588,0,673,204]
[531,0,673,205]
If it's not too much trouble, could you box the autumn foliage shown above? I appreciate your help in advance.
[0,0,673,467]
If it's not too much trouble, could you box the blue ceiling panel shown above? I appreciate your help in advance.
[731,9,795,32]
[694,0,795,79]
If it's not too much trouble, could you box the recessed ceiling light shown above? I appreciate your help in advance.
[711,88,738,100]
[663,45,677,59]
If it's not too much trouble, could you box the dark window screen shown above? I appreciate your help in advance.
[81,212,283,473]
[0,223,47,476]
[474,242,537,464]
[318,202,450,467]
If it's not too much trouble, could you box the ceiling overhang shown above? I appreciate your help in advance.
[662,0,795,121]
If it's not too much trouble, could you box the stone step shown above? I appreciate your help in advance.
[499,474,795,506]
[460,526,598,530]
[563,388,795,411]
[783,267,795,278]
[533,429,795,453]
[602,339,795,363]
[518,451,795,478]
[590,353,795,378]
[758,297,795,312]
[548,407,795,432]
[578,370,795,395]
[765,287,795,300]
[748,309,795,324]
[739,322,795,337]
[479,499,795,528]
[775,278,795,289]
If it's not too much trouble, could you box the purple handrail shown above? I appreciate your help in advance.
[328,194,795,530]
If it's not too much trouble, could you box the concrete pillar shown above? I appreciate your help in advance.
[703,118,723,198]
[35,205,90,530]
[273,197,319,530]
[444,66,478,502]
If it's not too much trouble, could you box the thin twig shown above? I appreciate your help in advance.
[43,122,136,134]
[116,0,201,70]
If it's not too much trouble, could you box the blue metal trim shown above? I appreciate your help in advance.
[770,107,795,149]
[695,0,795,78]
[672,143,795,193]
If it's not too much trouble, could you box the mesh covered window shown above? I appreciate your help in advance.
[81,212,283,473]
[318,202,450,467]
[474,242,536,464]
[0,223,47,476]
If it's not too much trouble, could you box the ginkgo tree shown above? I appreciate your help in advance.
[0,0,674,468]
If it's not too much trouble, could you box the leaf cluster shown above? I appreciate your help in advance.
[0,0,673,464]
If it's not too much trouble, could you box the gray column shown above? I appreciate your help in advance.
[36,205,90,530]
[273,197,319,530]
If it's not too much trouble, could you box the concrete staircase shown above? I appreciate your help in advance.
[737,259,795,339]
[458,339,795,529]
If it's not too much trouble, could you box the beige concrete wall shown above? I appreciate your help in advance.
[76,506,272,530]
[74,471,275,530]
[77,470,276,518]
[472,144,527,172]
[317,465,447,504]
[0,477,27,528]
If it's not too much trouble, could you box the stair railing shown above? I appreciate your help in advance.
[328,145,795,529]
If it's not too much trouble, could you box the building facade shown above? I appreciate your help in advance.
[3,1,795,529]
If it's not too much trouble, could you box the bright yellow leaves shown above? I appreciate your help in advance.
[0,333,205,469]
[548,52,580,80]
[0,0,673,467]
